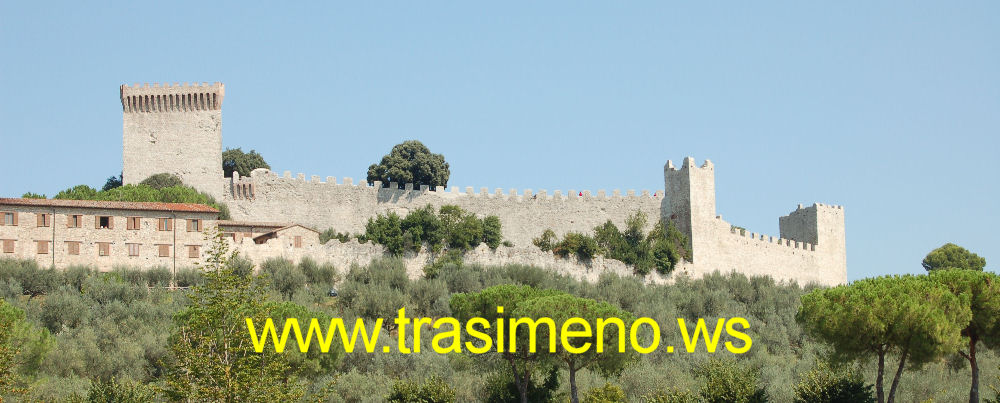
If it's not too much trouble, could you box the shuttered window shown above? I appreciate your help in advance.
[158,218,173,231]
[158,244,170,257]
[36,240,49,254]
[1,212,16,226]
[188,245,200,258]
[2,240,14,253]
[68,215,82,228]
[294,236,302,248]
[36,213,51,227]
[127,217,141,230]
[187,219,201,232]
[98,242,110,256]
[66,241,80,255]
[127,243,140,256]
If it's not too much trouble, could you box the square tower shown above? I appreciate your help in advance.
[663,157,716,263]
[120,82,224,199]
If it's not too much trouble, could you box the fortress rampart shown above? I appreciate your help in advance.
[117,82,848,286]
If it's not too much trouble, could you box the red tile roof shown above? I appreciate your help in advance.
[217,220,291,228]
[0,198,219,214]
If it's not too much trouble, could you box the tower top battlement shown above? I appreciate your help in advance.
[120,82,225,113]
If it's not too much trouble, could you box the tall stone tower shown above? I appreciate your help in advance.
[663,157,716,263]
[120,82,224,199]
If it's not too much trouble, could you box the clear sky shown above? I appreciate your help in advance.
[1,2,997,280]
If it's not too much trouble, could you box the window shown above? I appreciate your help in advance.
[294,235,302,248]
[36,213,51,227]
[98,242,110,257]
[157,218,173,231]
[96,216,113,229]
[188,245,200,258]
[158,244,170,257]
[68,215,82,228]
[127,243,140,257]
[36,240,49,254]
[2,212,16,226]
[66,241,80,255]
[187,219,201,232]
[2,240,14,253]
[127,217,141,230]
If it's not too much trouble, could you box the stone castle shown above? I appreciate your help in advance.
[115,82,846,285]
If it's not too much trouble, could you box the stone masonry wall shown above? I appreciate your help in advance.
[0,205,217,272]
[224,169,666,250]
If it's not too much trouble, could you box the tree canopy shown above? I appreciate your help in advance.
[222,147,270,178]
[450,284,565,403]
[513,293,637,403]
[797,275,970,403]
[367,140,450,189]
[922,243,987,272]
[929,269,1000,403]
[139,173,184,189]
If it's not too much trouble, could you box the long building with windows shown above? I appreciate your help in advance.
[0,198,220,272]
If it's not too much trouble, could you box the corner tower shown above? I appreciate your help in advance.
[663,157,716,263]
[121,82,224,198]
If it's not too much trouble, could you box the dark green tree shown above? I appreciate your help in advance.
[513,294,638,403]
[450,285,566,403]
[222,147,270,178]
[930,269,1000,403]
[140,173,184,189]
[697,359,768,403]
[367,140,450,189]
[797,275,970,403]
[923,243,987,271]
[102,172,123,191]
[793,362,874,403]
[386,376,456,403]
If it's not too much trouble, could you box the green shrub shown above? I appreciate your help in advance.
[423,249,463,279]
[299,257,338,286]
[483,215,503,249]
[553,232,600,260]
[538,211,689,275]
[174,267,205,288]
[366,212,405,255]
[230,255,256,279]
[63,265,92,292]
[144,266,172,287]
[139,173,184,189]
[386,376,455,403]
[113,266,146,286]
[365,205,505,256]
[584,383,627,403]
[53,183,231,220]
[697,359,768,403]
[86,376,157,402]
[482,367,559,403]
[21,192,46,199]
[642,388,700,403]
[261,257,306,300]
[793,362,874,403]
[320,228,353,244]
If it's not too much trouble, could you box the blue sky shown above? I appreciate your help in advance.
[1,2,997,280]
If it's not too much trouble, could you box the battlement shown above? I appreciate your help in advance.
[120,82,225,113]
[724,220,817,252]
[665,157,714,171]
[237,169,664,202]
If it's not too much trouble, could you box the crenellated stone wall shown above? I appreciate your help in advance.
[224,169,666,250]
[113,81,848,287]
